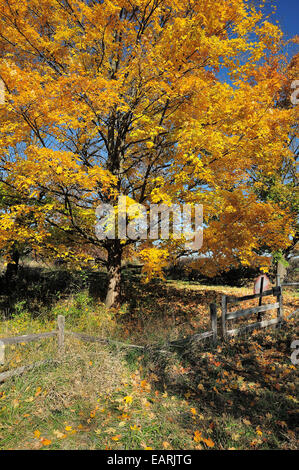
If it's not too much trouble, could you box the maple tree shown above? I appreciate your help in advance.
[0,0,297,307]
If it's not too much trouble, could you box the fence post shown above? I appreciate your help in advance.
[0,340,4,365]
[57,315,65,356]
[276,275,283,326]
[221,295,227,340]
[210,303,217,345]
[257,275,264,322]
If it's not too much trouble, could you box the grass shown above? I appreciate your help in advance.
[0,273,298,450]
[0,339,200,450]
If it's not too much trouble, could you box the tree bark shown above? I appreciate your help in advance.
[105,240,122,308]
[5,247,19,280]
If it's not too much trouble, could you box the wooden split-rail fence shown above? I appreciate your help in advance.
[220,275,283,340]
[0,307,218,383]
[0,276,298,383]
[0,315,65,383]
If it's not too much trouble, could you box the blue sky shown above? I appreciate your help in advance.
[215,0,298,85]
[265,0,298,57]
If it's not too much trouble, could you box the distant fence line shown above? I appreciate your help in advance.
[0,277,298,383]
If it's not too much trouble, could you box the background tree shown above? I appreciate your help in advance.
[250,50,298,275]
[0,0,296,306]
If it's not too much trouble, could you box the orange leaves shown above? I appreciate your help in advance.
[34,430,51,447]
[41,438,52,446]
[193,431,215,448]
[203,437,215,448]
[139,379,151,395]
[193,430,202,442]
[162,441,171,449]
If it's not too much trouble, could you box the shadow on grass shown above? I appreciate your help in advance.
[0,267,223,322]
[139,322,299,448]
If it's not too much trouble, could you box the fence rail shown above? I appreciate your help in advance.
[0,279,297,382]
[226,317,280,337]
[0,360,52,383]
[225,302,280,321]
[0,331,57,346]
[0,306,218,382]
[67,331,146,350]
[0,315,65,382]
[68,303,218,351]
[221,275,285,339]
[226,287,280,304]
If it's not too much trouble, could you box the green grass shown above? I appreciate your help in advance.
[0,340,200,450]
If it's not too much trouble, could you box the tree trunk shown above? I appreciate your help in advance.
[105,241,122,308]
[5,247,19,280]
